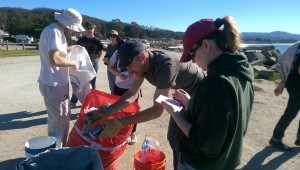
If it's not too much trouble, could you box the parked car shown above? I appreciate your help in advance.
[16,34,31,43]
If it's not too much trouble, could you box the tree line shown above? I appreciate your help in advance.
[0,7,184,41]
[1,7,297,44]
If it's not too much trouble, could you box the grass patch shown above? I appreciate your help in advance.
[253,84,263,91]
[254,70,281,84]
[0,49,39,58]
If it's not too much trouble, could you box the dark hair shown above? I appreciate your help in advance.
[206,16,241,53]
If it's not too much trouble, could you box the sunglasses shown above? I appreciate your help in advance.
[189,40,203,59]
[110,35,117,38]
[86,27,94,30]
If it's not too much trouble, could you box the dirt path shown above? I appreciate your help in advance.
[0,49,299,170]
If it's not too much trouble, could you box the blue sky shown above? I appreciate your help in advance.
[1,0,299,34]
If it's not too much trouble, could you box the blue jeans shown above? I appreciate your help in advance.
[90,63,99,89]
[107,68,115,94]
[71,63,99,104]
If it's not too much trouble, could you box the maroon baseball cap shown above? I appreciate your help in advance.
[180,18,221,62]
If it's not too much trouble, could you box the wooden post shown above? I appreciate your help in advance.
[22,41,25,50]
[6,40,8,50]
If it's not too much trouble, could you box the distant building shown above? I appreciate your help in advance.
[0,29,10,37]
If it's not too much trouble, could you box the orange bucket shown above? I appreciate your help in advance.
[133,150,166,170]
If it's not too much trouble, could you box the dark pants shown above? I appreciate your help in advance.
[272,87,300,139]
[71,63,99,104]
[113,84,138,134]
[167,117,182,170]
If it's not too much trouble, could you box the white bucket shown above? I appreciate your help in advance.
[24,136,57,159]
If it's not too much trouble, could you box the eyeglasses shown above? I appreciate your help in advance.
[189,40,203,59]
[87,27,94,30]
[110,35,117,38]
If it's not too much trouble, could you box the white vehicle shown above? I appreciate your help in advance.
[16,34,31,43]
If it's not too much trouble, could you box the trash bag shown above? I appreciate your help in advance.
[17,146,103,170]
[67,89,140,170]
[68,46,96,103]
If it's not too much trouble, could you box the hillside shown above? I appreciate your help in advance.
[242,31,300,43]
[0,7,299,43]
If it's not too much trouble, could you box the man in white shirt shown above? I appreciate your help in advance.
[38,8,85,147]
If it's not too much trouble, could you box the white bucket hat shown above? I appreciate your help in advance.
[54,8,85,32]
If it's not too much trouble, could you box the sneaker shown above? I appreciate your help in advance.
[269,138,292,151]
[70,103,76,109]
[295,139,300,146]
[127,133,137,145]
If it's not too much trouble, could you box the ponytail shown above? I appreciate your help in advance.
[214,16,241,53]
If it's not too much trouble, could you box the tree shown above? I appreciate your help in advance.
[105,19,125,37]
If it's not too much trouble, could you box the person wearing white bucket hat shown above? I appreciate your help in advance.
[38,8,85,147]
[54,8,85,32]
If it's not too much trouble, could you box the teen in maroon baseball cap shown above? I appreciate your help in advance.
[161,16,254,169]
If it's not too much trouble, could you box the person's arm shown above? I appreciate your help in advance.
[97,40,104,59]
[107,51,125,78]
[48,50,77,67]
[109,76,144,112]
[108,62,126,79]
[97,50,103,59]
[122,88,171,125]
[161,101,192,136]
[88,76,144,124]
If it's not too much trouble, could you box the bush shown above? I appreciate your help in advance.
[3,37,16,43]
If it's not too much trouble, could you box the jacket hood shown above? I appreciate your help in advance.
[207,52,254,82]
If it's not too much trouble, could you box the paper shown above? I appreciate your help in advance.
[155,95,183,112]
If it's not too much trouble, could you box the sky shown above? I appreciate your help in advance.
[1,0,300,34]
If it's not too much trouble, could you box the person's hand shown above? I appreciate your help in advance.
[87,103,112,123]
[119,74,127,80]
[74,60,82,70]
[274,85,284,96]
[161,101,183,118]
[98,118,125,138]
[172,89,190,108]
[102,57,109,65]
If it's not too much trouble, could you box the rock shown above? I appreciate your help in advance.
[253,65,268,72]
[259,69,275,79]
[251,60,265,66]
[264,57,277,66]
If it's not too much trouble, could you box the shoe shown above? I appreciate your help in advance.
[70,103,76,109]
[269,138,292,151]
[127,133,137,145]
[295,139,300,146]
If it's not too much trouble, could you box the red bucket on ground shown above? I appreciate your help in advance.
[67,89,140,170]
[134,150,166,170]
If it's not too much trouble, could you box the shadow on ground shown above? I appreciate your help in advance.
[0,110,78,130]
[240,146,300,170]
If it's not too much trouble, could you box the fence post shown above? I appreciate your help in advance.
[6,40,8,50]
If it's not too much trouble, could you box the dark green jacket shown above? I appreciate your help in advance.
[179,52,254,170]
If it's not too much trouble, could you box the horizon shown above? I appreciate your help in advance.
[0,0,299,34]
